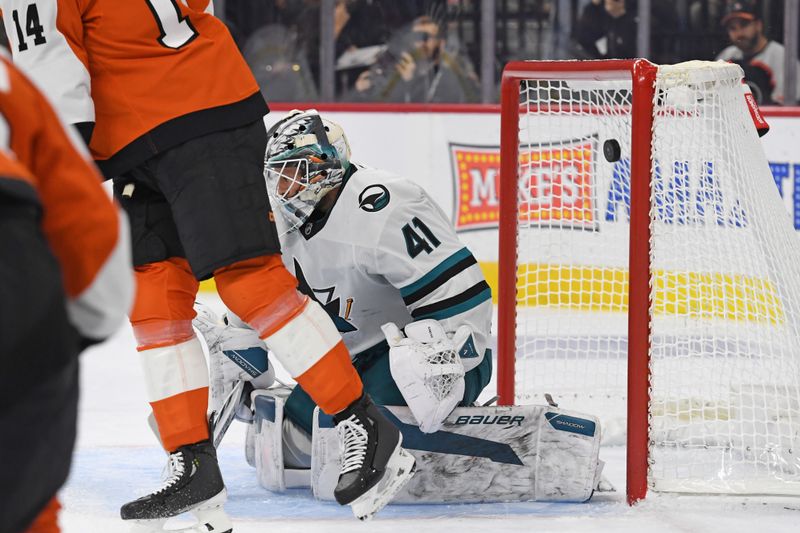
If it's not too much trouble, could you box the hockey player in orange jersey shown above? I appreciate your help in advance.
[0,55,133,533]
[0,1,415,529]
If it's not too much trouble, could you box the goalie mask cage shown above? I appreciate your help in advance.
[497,59,800,504]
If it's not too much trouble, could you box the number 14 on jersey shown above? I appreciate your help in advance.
[11,3,46,52]
[9,1,199,53]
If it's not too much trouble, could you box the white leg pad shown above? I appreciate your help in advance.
[310,407,341,500]
[252,390,286,492]
[311,403,603,503]
[251,389,311,492]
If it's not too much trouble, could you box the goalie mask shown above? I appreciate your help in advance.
[265,110,351,232]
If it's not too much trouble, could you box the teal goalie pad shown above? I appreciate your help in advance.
[311,404,604,503]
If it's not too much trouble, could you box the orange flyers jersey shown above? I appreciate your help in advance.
[0,54,134,341]
[0,145,37,204]
[1,0,267,177]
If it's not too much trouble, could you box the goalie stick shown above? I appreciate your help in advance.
[210,380,246,448]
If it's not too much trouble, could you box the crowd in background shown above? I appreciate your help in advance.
[223,0,800,105]
[1,0,796,105]
[224,0,482,103]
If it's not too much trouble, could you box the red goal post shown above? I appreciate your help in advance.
[498,59,656,504]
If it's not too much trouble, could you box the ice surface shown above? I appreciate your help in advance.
[59,297,800,532]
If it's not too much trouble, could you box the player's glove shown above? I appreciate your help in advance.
[381,319,470,433]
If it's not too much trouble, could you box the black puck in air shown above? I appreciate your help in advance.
[603,139,621,162]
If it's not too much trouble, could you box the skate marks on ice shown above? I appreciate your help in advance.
[60,445,800,533]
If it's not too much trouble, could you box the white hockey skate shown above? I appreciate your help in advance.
[121,441,232,533]
[333,393,416,520]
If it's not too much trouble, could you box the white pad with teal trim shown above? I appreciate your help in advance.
[311,403,603,503]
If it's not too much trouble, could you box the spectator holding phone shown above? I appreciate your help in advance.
[346,15,479,103]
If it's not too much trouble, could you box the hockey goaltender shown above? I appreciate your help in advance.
[193,109,608,504]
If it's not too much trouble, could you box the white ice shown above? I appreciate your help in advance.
[59,296,800,532]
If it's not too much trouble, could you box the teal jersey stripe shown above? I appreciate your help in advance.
[414,287,492,321]
[400,247,473,298]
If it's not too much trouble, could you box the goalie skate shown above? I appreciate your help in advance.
[333,393,416,520]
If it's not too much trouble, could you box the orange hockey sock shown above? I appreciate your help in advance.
[131,258,209,451]
[215,255,362,414]
[24,496,60,533]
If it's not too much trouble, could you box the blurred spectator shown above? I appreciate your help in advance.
[689,0,726,33]
[242,24,319,102]
[345,14,480,103]
[574,0,638,59]
[223,0,313,48]
[681,1,729,61]
[716,0,800,104]
[228,0,437,102]
[573,0,677,62]
[334,0,419,58]
[329,0,405,94]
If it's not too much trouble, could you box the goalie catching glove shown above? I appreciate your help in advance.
[381,319,471,433]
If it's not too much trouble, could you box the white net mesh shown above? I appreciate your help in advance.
[514,76,633,440]
[509,60,800,495]
[648,62,800,494]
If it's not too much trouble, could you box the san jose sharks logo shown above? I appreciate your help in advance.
[358,184,390,212]
[293,259,357,333]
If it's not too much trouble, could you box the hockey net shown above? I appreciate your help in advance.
[497,59,800,502]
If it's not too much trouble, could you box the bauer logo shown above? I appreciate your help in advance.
[453,414,525,428]
[450,139,598,231]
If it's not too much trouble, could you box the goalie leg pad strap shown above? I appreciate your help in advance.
[252,389,312,492]
[252,390,287,492]
[311,407,342,500]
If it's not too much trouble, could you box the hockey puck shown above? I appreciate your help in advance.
[603,139,621,162]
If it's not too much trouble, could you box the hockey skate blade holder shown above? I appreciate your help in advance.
[348,440,415,520]
[125,490,232,533]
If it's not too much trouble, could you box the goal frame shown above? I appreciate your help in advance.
[496,59,658,505]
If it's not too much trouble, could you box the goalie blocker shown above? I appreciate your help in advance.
[251,390,604,503]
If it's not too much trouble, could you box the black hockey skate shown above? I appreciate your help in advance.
[333,393,416,520]
[121,440,232,533]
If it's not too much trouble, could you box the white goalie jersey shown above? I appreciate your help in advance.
[276,165,492,369]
